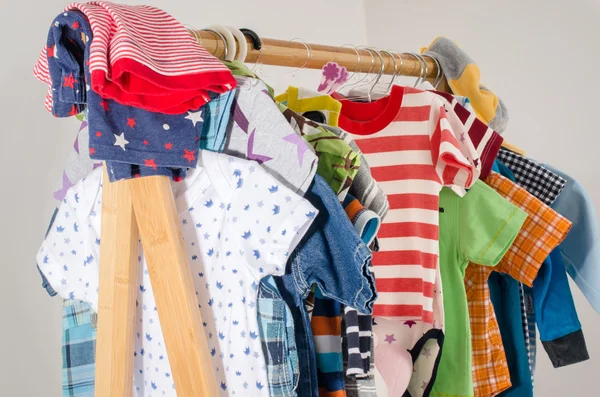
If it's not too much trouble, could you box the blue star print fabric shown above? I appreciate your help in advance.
[45,11,235,182]
[37,150,318,397]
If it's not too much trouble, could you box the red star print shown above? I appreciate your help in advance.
[96,131,102,137]
[404,320,417,328]
[68,105,78,116]
[63,74,77,89]
[89,147,96,155]
[173,175,184,182]
[47,45,55,58]
[134,174,140,178]
[164,142,173,150]
[183,149,196,164]
[72,21,80,29]
[144,159,158,170]
[143,140,149,146]
[126,118,136,128]
[100,101,109,112]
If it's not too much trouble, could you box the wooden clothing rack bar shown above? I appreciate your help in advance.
[95,32,443,397]
[193,29,441,79]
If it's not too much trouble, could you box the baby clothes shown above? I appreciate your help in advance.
[311,195,382,397]
[431,183,526,397]
[496,150,566,206]
[421,37,509,133]
[491,158,579,386]
[533,249,589,367]
[279,105,360,200]
[33,2,236,114]
[336,85,477,323]
[224,77,318,195]
[465,172,572,397]
[37,151,317,397]
[257,276,300,397]
[323,125,390,220]
[275,175,377,397]
[342,194,381,247]
[545,164,600,313]
[276,86,342,127]
[39,11,205,182]
[334,85,478,397]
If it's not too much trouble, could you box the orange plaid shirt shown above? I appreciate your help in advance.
[466,172,572,397]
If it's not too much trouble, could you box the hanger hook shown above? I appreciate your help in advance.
[184,25,202,45]
[379,50,398,94]
[405,53,424,87]
[350,45,376,88]
[367,47,385,101]
[424,55,443,88]
[394,51,405,79]
[413,53,429,87]
[289,38,312,77]
[339,44,361,88]
[200,28,228,60]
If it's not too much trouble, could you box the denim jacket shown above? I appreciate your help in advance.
[276,174,377,397]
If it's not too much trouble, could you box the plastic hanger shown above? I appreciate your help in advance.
[287,38,311,84]
[207,25,236,61]
[340,47,382,102]
[240,28,262,51]
[346,49,398,100]
[199,28,229,60]
[339,46,376,97]
[226,26,248,61]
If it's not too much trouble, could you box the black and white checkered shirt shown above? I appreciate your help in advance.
[496,148,566,206]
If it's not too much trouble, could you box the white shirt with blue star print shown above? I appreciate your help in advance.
[37,150,317,397]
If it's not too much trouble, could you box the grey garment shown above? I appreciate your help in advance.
[423,37,509,133]
[320,125,389,218]
[223,76,318,196]
[321,124,384,396]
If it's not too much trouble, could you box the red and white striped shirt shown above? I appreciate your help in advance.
[337,86,477,323]
[33,1,235,114]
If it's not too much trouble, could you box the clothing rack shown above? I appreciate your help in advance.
[96,32,441,397]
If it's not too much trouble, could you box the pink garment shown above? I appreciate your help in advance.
[373,267,445,397]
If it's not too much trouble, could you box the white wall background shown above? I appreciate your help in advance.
[0,0,598,396]
[364,1,600,396]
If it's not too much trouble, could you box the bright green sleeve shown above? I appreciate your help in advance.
[459,181,527,266]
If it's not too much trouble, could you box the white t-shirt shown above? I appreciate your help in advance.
[38,150,317,397]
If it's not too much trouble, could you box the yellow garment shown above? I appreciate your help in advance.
[275,86,341,127]
[421,38,506,129]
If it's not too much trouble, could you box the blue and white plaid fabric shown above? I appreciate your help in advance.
[258,276,299,397]
[62,300,96,397]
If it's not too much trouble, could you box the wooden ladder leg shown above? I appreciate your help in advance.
[129,175,219,396]
[95,165,139,397]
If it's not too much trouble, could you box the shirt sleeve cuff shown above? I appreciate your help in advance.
[542,329,590,368]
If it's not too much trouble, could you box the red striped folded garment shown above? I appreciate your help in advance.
[33,1,236,114]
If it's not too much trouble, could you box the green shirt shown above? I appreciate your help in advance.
[432,181,527,397]
[278,103,360,199]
